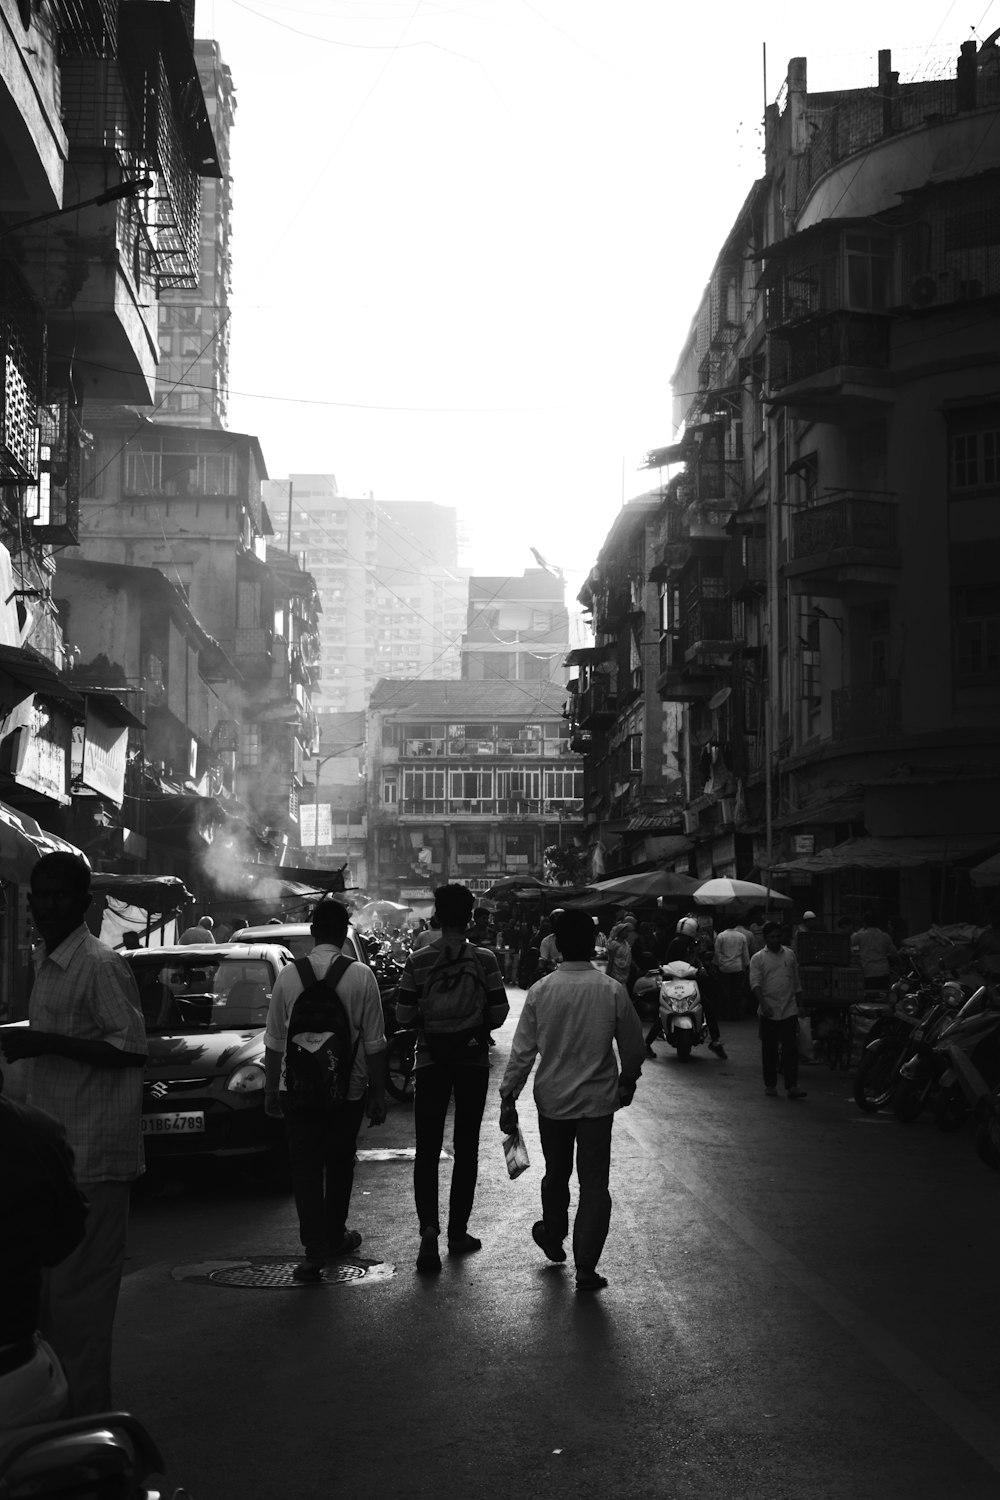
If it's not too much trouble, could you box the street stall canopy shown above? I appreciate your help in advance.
[772,833,1000,874]
[971,853,1000,887]
[0,799,85,884]
[582,870,701,904]
[89,874,193,911]
[693,877,793,907]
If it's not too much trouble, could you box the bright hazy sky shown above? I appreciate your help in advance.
[197,0,986,597]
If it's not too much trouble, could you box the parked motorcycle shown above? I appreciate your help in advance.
[0,1412,190,1500]
[657,960,707,1063]
[891,981,989,1124]
[852,973,938,1113]
[925,983,1000,1132]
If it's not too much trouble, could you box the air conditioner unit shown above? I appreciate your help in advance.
[908,275,938,308]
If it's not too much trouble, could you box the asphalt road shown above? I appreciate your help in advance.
[116,988,1000,1500]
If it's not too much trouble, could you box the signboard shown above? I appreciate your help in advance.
[299,803,333,846]
[11,700,70,804]
[793,834,816,856]
[72,701,128,805]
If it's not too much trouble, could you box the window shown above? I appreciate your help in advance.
[402,770,446,802]
[382,779,397,804]
[845,235,889,310]
[544,770,583,801]
[239,727,260,768]
[497,769,540,800]
[450,768,494,800]
[953,586,1000,681]
[952,429,1000,490]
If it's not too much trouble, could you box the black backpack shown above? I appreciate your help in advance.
[283,955,359,1110]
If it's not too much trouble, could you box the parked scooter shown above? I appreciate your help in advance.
[657,960,707,1062]
[0,1412,190,1499]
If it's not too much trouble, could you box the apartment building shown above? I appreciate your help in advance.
[154,39,236,428]
[375,500,468,682]
[367,679,584,901]
[462,569,570,685]
[629,44,1000,928]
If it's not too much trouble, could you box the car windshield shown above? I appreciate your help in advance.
[131,957,275,1034]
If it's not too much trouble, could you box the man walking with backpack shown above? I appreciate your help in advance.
[264,899,387,1281]
[395,883,510,1274]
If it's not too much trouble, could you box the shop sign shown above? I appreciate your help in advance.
[299,803,333,846]
[457,853,486,865]
[793,834,815,856]
[12,700,70,804]
[72,702,128,805]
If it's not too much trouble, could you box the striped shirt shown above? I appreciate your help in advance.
[396,938,509,1070]
[24,926,147,1185]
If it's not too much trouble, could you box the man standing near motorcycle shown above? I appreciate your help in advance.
[646,918,728,1060]
[749,922,808,1100]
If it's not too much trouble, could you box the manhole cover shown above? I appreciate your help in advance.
[172,1256,396,1288]
[209,1261,367,1288]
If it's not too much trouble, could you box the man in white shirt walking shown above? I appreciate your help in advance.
[498,909,645,1293]
[713,919,750,1020]
[749,922,808,1101]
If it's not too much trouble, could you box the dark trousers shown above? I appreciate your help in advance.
[41,1180,130,1415]
[715,970,748,1022]
[284,1096,367,1261]
[759,1016,800,1090]
[413,1064,489,1236]
[537,1113,614,1273]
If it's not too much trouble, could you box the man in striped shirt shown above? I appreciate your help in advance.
[0,853,146,1413]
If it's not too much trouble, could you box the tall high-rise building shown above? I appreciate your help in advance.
[375,502,468,682]
[154,40,236,427]
[263,481,471,712]
[263,476,377,713]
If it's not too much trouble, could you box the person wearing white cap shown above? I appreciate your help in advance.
[792,911,823,1062]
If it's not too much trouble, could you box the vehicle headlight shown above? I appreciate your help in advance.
[226,1063,266,1094]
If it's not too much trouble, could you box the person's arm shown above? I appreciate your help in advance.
[498,1001,538,1131]
[394,955,420,1026]
[614,985,645,1104]
[0,1029,145,1067]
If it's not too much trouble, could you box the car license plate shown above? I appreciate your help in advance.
[142,1111,205,1135]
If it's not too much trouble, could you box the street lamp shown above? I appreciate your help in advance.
[0,178,154,239]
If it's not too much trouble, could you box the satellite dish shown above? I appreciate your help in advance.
[708,686,732,711]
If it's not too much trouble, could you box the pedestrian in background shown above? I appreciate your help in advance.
[851,911,900,991]
[713,918,750,1021]
[395,883,509,1274]
[749,921,807,1101]
[178,914,215,945]
[264,898,387,1282]
[0,852,147,1414]
[499,909,645,1294]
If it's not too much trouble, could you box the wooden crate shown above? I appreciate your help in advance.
[798,932,853,967]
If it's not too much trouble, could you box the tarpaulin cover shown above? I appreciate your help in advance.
[0,800,85,885]
[89,873,193,911]
[772,833,1000,874]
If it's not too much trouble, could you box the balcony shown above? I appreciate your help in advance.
[618,666,644,707]
[785,494,899,596]
[831,680,901,740]
[577,676,617,728]
[769,311,891,408]
[683,599,735,666]
[656,634,712,702]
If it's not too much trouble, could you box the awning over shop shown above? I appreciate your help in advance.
[773,796,864,829]
[971,853,1000,887]
[0,645,84,711]
[89,873,193,911]
[0,799,86,884]
[772,833,1000,874]
[81,689,145,731]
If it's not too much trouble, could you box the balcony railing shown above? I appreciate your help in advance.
[770,311,890,391]
[791,495,897,560]
[234,626,272,662]
[577,677,617,726]
[831,680,901,740]
[685,599,733,647]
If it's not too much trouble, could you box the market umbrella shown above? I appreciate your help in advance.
[583,870,701,903]
[354,899,412,927]
[485,875,549,898]
[692,877,792,907]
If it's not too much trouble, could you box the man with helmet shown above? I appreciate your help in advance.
[644,915,727,1060]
